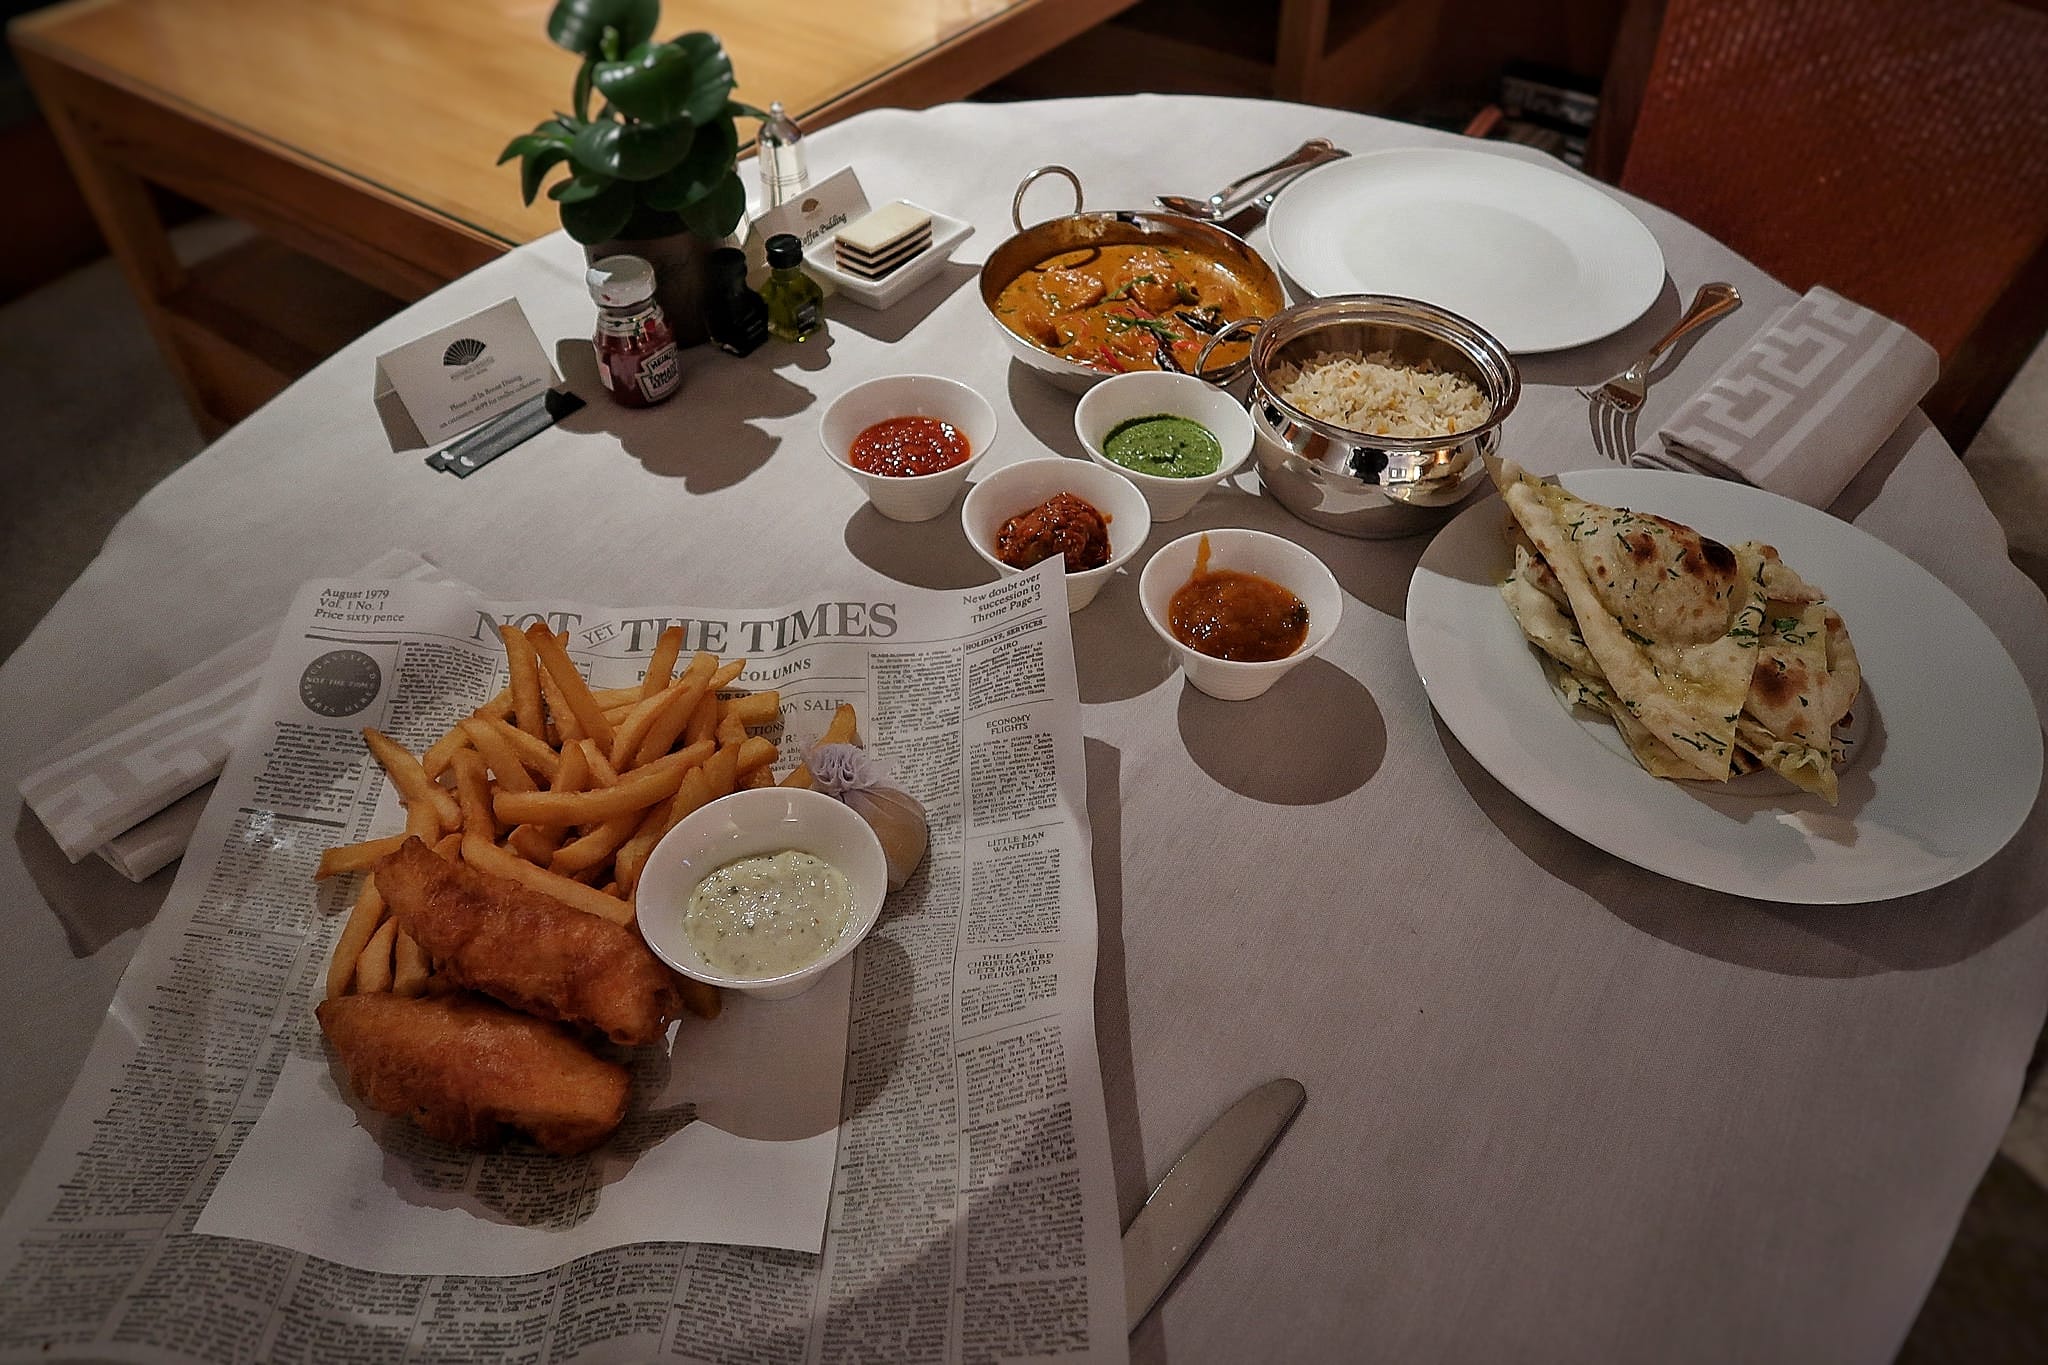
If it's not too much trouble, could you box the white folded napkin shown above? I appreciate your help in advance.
[1631,286,1939,508]
[19,550,449,882]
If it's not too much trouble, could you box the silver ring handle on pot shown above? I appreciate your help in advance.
[1193,315,1264,383]
[1012,165,1084,233]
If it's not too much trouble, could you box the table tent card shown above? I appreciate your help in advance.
[374,298,557,442]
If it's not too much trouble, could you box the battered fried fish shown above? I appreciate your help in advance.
[375,838,680,1046]
[316,992,628,1156]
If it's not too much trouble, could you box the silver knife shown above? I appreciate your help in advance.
[1122,1078,1307,1333]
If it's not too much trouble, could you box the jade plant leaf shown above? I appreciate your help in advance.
[500,117,577,204]
[592,34,733,127]
[638,117,738,212]
[677,171,746,239]
[559,178,637,244]
[518,147,572,205]
[549,170,614,204]
[546,0,657,59]
[570,119,697,181]
[670,33,736,127]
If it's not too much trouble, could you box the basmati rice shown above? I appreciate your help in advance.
[1271,351,1490,438]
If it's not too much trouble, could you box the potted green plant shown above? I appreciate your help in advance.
[500,0,762,346]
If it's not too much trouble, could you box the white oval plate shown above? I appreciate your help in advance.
[1405,469,2042,903]
[1268,147,1667,353]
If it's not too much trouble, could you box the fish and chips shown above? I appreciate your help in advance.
[375,837,681,1046]
[315,993,629,1157]
[310,622,864,1155]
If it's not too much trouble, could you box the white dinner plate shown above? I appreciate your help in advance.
[1405,469,2043,904]
[1268,147,1667,353]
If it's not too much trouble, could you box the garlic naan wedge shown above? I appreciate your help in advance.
[1504,546,1727,781]
[1501,469,1768,781]
[1493,465,1864,804]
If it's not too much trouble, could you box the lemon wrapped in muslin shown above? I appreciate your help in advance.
[806,743,928,892]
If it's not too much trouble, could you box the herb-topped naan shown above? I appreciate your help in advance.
[1495,463,1861,802]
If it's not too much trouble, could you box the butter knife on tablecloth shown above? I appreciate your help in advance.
[1123,1078,1307,1333]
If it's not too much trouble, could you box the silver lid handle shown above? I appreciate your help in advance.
[1193,315,1264,383]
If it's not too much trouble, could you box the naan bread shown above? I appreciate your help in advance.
[1493,464,1861,803]
[1502,472,1768,781]
[1504,553,1703,780]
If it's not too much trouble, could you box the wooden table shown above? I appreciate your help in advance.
[12,0,1135,436]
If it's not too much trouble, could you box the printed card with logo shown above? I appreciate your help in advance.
[374,298,556,442]
[750,166,870,255]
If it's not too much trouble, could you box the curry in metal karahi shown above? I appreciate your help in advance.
[992,243,1271,375]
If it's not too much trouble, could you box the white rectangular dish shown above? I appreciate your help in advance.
[803,205,974,310]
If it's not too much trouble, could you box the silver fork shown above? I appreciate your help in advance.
[1587,385,1638,463]
[1579,282,1742,413]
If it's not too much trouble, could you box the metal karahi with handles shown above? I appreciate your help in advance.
[1203,294,1521,538]
[979,165,1286,393]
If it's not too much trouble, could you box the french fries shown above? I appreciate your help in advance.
[355,918,398,994]
[327,882,385,999]
[499,625,545,739]
[317,627,854,1026]
[364,728,461,830]
[642,627,685,700]
[781,704,859,789]
[527,624,614,750]
[493,741,709,827]
[316,833,410,880]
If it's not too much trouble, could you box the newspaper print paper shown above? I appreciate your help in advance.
[0,561,1127,1364]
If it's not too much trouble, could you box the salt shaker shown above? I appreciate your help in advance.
[756,101,810,208]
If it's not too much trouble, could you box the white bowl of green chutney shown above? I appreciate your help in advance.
[1074,371,1255,522]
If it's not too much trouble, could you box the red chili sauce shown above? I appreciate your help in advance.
[994,492,1112,573]
[849,416,972,477]
[1168,534,1309,661]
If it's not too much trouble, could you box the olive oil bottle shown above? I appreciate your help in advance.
[761,234,824,344]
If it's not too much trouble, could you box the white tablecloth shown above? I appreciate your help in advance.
[3,96,2045,1362]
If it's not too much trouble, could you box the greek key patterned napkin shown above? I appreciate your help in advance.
[1632,286,1939,508]
[19,550,449,882]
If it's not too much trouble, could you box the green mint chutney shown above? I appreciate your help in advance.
[1101,414,1223,478]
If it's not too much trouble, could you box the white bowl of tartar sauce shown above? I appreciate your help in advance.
[636,787,889,1000]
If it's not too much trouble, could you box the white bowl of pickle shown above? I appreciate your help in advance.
[1138,528,1342,700]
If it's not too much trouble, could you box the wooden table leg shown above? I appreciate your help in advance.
[23,61,225,437]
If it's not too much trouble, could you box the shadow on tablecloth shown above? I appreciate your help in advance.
[1085,738,1150,1226]
[551,339,819,495]
[842,502,989,592]
[14,799,170,957]
[1433,714,2048,977]
[1176,658,1384,805]
[827,263,978,348]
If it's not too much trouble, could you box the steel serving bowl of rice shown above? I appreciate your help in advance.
[1201,295,1519,538]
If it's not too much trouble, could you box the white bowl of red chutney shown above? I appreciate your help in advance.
[820,374,996,522]
[961,457,1151,612]
[1139,528,1341,699]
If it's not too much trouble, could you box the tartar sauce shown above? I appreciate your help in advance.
[685,850,853,978]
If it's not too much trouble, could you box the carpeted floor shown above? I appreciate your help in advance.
[2,234,2046,1355]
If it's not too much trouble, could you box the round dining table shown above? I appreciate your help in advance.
[3,96,2045,1362]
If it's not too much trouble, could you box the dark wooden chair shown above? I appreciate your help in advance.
[1582,0,2048,449]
